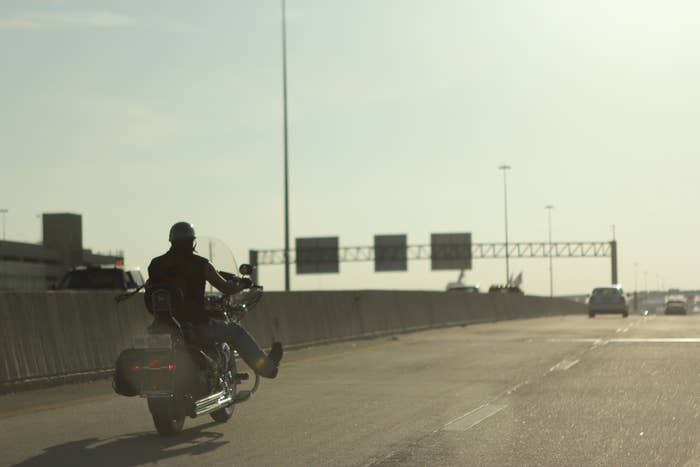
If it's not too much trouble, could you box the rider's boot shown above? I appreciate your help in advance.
[269,342,283,367]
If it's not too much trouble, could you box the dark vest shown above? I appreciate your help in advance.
[148,251,209,324]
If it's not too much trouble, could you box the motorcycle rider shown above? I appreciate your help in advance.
[147,222,282,378]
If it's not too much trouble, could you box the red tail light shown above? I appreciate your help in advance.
[167,364,175,371]
[132,364,141,371]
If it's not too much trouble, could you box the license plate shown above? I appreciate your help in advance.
[133,334,172,349]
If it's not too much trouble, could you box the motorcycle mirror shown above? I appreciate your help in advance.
[239,264,254,276]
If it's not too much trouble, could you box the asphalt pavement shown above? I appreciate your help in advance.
[2,312,700,466]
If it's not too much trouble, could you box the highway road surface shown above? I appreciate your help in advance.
[3,313,700,466]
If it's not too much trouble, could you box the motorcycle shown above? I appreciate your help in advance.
[113,264,263,436]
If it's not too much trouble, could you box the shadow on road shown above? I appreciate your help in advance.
[12,421,230,467]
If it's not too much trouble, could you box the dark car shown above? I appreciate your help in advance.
[587,286,629,318]
[664,297,688,315]
[56,265,145,291]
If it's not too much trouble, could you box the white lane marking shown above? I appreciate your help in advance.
[616,322,635,333]
[502,380,529,396]
[549,359,580,372]
[608,338,700,343]
[546,338,602,343]
[443,404,508,432]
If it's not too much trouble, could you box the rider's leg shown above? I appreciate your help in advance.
[207,320,279,378]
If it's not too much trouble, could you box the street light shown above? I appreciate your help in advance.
[36,214,41,243]
[545,205,554,297]
[281,0,291,291]
[0,209,7,241]
[644,270,648,297]
[634,261,639,313]
[498,165,511,283]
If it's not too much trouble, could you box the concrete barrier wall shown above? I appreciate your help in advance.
[0,291,585,392]
[0,292,147,391]
[243,291,585,349]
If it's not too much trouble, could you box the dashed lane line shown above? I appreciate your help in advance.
[549,359,580,372]
[442,404,508,432]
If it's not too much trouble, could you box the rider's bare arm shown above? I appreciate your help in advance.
[205,262,244,294]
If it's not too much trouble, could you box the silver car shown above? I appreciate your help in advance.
[664,295,688,315]
[588,286,629,318]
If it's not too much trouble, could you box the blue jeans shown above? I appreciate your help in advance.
[198,320,278,378]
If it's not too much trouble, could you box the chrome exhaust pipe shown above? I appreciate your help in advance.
[194,390,234,417]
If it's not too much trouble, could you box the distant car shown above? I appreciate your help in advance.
[56,265,145,291]
[588,286,628,318]
[664,295,688,315]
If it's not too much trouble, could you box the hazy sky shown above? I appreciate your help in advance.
[2,0,700,294]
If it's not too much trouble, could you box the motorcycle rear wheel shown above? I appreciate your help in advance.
[148,397,185,436]
[210,404,235,423]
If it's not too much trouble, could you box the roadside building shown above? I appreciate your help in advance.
[0,213,123,290]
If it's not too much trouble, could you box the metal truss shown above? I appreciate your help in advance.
[472,242,611,259]
[252,241,613,265]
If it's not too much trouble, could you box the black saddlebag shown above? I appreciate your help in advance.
[113,348,144,397]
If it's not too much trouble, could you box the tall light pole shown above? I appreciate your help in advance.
[35,214,42,243]
[281,0,291,291]
[634,261,639,313]
[0,209,7,241]
[545,205,554,297]
[498,165,511,283]
[208,240,214,293]
[644,270,648,295]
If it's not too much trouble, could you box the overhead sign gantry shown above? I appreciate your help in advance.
[249,235,618,287]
